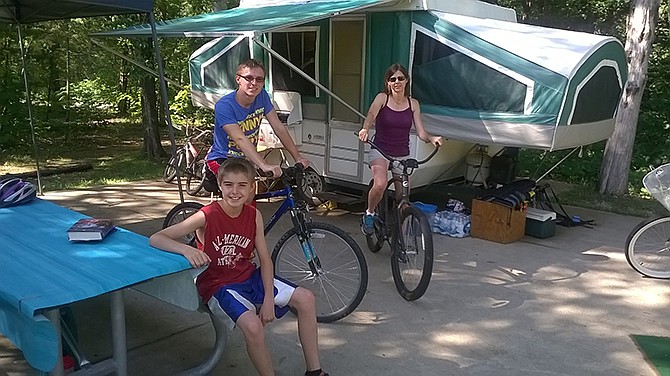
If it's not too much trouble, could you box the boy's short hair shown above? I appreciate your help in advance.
[217,158,256,184]
[237,59,266,76]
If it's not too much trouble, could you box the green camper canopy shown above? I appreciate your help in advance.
[98,0,626,151]
[407,12,626,151]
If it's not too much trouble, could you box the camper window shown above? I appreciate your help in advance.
[203,38,250,90]
[411,30,526,114]
[270,30,318,96]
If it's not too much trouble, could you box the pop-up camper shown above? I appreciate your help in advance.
[99,0,626,189]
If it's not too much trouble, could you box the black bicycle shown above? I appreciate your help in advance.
[163,164,368,323]
[361,136,439,301]
[162,125,212,196]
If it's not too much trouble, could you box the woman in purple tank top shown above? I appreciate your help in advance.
[357,63,443,235]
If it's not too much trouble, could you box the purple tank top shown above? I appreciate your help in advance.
[374,95,413,157]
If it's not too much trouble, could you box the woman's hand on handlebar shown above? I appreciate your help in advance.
[357,128,370,142]
[429,136,443,147]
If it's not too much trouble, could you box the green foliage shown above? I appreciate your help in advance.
[170,88,214,127]
[64,78,131,118]
[519,143,607,193]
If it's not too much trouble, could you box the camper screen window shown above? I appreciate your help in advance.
[271,31,317,96]
[411,31,526,114]
[203,38,250,90]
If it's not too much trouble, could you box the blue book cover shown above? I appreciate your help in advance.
[67,218,115,241]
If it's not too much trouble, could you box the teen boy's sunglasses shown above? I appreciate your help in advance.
[388,76,406,83]
[237,74,265,84]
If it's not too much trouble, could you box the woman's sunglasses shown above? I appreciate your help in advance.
[388,76,406,83]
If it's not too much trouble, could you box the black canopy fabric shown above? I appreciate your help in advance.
[0,0,152,24]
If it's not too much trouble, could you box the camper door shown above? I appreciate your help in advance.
[327,16,366,183]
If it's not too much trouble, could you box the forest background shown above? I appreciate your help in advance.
[0,0,667,217]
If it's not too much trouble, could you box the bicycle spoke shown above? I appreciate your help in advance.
[272,222,367,323]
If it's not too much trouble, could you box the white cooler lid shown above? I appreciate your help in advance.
[526,207,557,221]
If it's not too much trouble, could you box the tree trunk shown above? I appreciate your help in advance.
[137,37,166,162]
[140,73,166,161]
[599,0,660,195]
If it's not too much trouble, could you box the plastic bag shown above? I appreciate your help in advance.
[433,210,471,238]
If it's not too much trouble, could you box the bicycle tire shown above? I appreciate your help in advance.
[163,149,186,183]
[365,180,386,253]
[625,216,670,279]
[186,159,206,196]
[391,205,434,301]
[271,221,368,323]
[163,201,204,247]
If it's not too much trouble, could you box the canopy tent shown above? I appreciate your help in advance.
[0,0,152,23]
[1,0,181,199]
[92,0,389,38]
[0,1,182,373]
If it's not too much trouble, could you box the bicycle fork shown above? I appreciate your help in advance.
[289,209,322,275]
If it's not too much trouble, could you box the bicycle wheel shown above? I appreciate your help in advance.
[365,180,387,253]
[163,149,186,183]
[186,159,206,196]
[391,205,434,301]
[163,201,204,247]
[626,216,670,279]
[272,221,368,323]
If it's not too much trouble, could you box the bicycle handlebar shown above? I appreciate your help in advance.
[261,163,304,179]
[354,131,440,167]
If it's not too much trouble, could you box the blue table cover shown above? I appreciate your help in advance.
[0,198,192,371]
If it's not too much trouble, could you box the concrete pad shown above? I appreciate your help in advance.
[2,179,669,375]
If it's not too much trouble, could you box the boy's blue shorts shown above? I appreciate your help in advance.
[207,268,297,330]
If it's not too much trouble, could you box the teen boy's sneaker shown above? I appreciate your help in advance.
[361,213,375,235]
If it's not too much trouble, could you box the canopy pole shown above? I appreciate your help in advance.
[534,146,580,182]
[252,36,366,120]
[89,38,184,89]
[17,24,43,195]
[149,11,184,203]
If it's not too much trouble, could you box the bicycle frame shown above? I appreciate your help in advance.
[364,136,439,245]
[255,169,321,274]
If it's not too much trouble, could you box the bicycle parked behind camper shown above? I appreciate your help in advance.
[162,125,212,196]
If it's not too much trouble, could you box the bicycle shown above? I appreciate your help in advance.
[360,135,439,301]
[162,125,212,196]
[163,164,368,323]
[626,162,670,278]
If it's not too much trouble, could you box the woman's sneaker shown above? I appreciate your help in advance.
[361,213,376,235]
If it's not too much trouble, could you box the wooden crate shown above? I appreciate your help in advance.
[470,199,526,244]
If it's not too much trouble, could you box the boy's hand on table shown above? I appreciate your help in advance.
[183,248,210,268]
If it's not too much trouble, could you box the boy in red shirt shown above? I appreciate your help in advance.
[150,158,328,376]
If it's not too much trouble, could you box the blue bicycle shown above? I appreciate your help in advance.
[163,164,368,323]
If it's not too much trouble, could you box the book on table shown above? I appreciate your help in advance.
[67,218,115,241]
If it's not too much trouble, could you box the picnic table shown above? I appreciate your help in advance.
[0,199,195,375]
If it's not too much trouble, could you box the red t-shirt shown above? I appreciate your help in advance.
[196,202,257,301]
